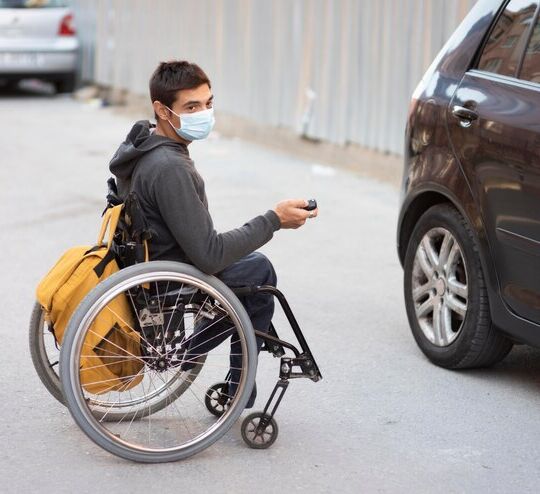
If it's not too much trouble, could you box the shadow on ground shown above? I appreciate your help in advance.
[458,344,540,392]
[0,79,57,98]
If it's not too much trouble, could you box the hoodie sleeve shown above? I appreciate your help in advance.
[151,160,281,275]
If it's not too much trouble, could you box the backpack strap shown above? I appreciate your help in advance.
[97,204,123,250]
[93,249,117,277]
[92,204,123,277]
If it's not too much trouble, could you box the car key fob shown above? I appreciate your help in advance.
[303,199,317,211]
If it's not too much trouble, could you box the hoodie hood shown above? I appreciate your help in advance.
[109,120,189,196]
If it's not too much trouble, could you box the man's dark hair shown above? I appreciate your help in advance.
[149,60,211,119]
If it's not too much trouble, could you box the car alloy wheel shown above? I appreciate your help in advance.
[411,227,468,347]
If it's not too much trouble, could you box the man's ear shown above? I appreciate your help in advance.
[152,101,169,121]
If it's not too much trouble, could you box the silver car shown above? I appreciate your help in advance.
[0,0,79,92]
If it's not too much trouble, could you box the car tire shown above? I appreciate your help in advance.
[404,203,513,369]
[54,74,76,94]
[4,80,19,91]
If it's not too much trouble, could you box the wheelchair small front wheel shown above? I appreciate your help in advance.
[60,261,258,463]
[241,412,279,449]
[205,382,231,417]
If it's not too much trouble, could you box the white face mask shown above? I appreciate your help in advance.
[166,106,215,141]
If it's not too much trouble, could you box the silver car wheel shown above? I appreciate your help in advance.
[411,227,468,347]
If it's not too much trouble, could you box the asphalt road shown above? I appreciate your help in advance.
[2,86,540,494]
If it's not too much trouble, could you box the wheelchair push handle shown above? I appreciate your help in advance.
[303,199,317,211]
[106,177,123,207]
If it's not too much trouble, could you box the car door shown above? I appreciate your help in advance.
[447,0,540,324]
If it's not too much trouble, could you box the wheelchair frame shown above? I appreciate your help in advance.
[226,284,323,447]
[233,285,322,417]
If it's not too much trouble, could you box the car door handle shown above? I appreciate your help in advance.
[452,105,478,121]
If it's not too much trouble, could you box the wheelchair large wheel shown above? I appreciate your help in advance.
[29,302,64,404]
[29,301,205,422]
[60,261,258,463]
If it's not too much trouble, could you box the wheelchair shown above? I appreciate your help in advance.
[29,181,322,463]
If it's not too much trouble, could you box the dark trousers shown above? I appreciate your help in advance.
[182,252,277,407]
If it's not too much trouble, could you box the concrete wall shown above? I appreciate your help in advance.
[71,0,477,156]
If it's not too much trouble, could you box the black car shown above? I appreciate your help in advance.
[398,0,540,368]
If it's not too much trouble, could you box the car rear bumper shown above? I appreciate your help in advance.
[0,50,77,74]
[0,37,79,75]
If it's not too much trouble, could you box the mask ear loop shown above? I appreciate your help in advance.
[162,104,180,131]
[164,105,180,117]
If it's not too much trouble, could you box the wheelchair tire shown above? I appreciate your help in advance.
[29,302,64,405]
[60,261,258,463]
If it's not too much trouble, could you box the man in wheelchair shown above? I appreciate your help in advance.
[108,60,319,410]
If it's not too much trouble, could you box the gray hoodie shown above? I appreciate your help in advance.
[109,120,281,274]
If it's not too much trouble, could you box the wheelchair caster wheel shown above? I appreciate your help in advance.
[241,412,279,449]
[205,382,231,417]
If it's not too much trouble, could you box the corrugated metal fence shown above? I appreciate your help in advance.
[71,0,477,156]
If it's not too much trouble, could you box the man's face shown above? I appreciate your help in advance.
[153,83,213,143]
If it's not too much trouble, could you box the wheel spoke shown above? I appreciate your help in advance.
[445,294,467,317]
[440,304,453,345]
[413,280,433,302]
[438,232,454,270]
[447,277,467,299]
[432,299,443,346]
[416,242,435,278]
[446,243,460,272]
[421,236,439,272]
[416,296,435,318]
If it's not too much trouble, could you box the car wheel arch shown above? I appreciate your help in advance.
[398,186,483,266]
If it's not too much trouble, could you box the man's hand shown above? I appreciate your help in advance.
[274,199,319,229]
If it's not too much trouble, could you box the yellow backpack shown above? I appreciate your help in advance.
[36,205,144,395]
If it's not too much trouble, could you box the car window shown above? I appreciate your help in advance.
[0,0,67,7]
[519,15,540,81]
[477,0,539,77]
